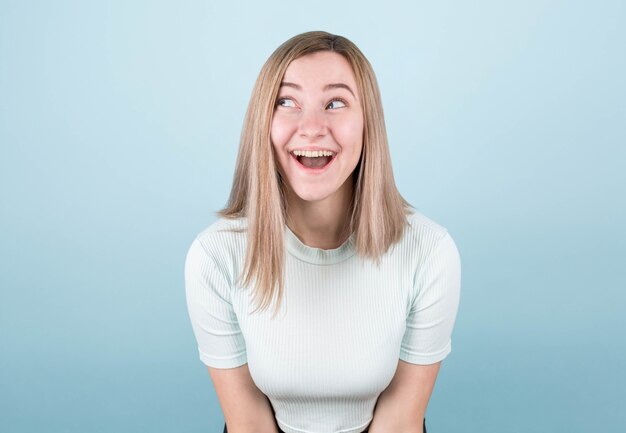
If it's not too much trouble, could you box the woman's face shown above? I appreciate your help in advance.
[270,51,364,205]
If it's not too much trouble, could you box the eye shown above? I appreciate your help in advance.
[326,98,347,110]
[277,98,296,108]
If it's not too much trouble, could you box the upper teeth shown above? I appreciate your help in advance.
[292,150,335,157]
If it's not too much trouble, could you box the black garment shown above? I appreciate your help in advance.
[223,418,427,433]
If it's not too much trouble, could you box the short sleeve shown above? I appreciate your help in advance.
[184,237,247,369]
[400,231,461,365]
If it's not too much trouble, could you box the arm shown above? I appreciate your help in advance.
[371,230,462,431]
[185,239,276,430]
[368,360,441,433]
[208,363,280,433]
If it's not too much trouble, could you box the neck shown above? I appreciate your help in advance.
[284,179,354,250]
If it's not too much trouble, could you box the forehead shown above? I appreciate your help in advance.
[282,51,358,89]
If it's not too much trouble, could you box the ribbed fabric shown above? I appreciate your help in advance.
[184,211,461,433]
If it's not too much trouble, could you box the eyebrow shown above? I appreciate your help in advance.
[280,81,356,98]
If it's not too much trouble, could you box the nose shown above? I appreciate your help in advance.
[298,108,327,140]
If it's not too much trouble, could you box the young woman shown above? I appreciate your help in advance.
[185,31,461,433]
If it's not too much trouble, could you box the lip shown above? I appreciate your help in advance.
[289,151,337,173]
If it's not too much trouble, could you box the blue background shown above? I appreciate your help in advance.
[1,1,624,432]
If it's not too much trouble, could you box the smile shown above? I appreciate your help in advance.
[289,150,336,172]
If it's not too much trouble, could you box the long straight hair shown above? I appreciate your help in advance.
[218,31,413,317]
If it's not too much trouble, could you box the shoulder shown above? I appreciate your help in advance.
[193,217,247,253]
[188,216,248,275]
[403,210,451,247]
[391,210,459,267]
[194,216,247,249]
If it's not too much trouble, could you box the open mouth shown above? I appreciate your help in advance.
[290,150,336,170]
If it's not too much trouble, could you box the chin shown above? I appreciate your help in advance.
[292,186,336,203]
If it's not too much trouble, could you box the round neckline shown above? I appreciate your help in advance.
[285,225,356,265]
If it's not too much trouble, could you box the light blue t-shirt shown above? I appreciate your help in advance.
[185,211,461,433]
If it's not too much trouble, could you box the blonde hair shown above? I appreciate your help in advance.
[218,31,413,317]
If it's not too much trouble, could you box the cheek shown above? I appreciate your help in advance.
[333,116,364,151]
[270,115,294,149]
[270,119,290,175]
